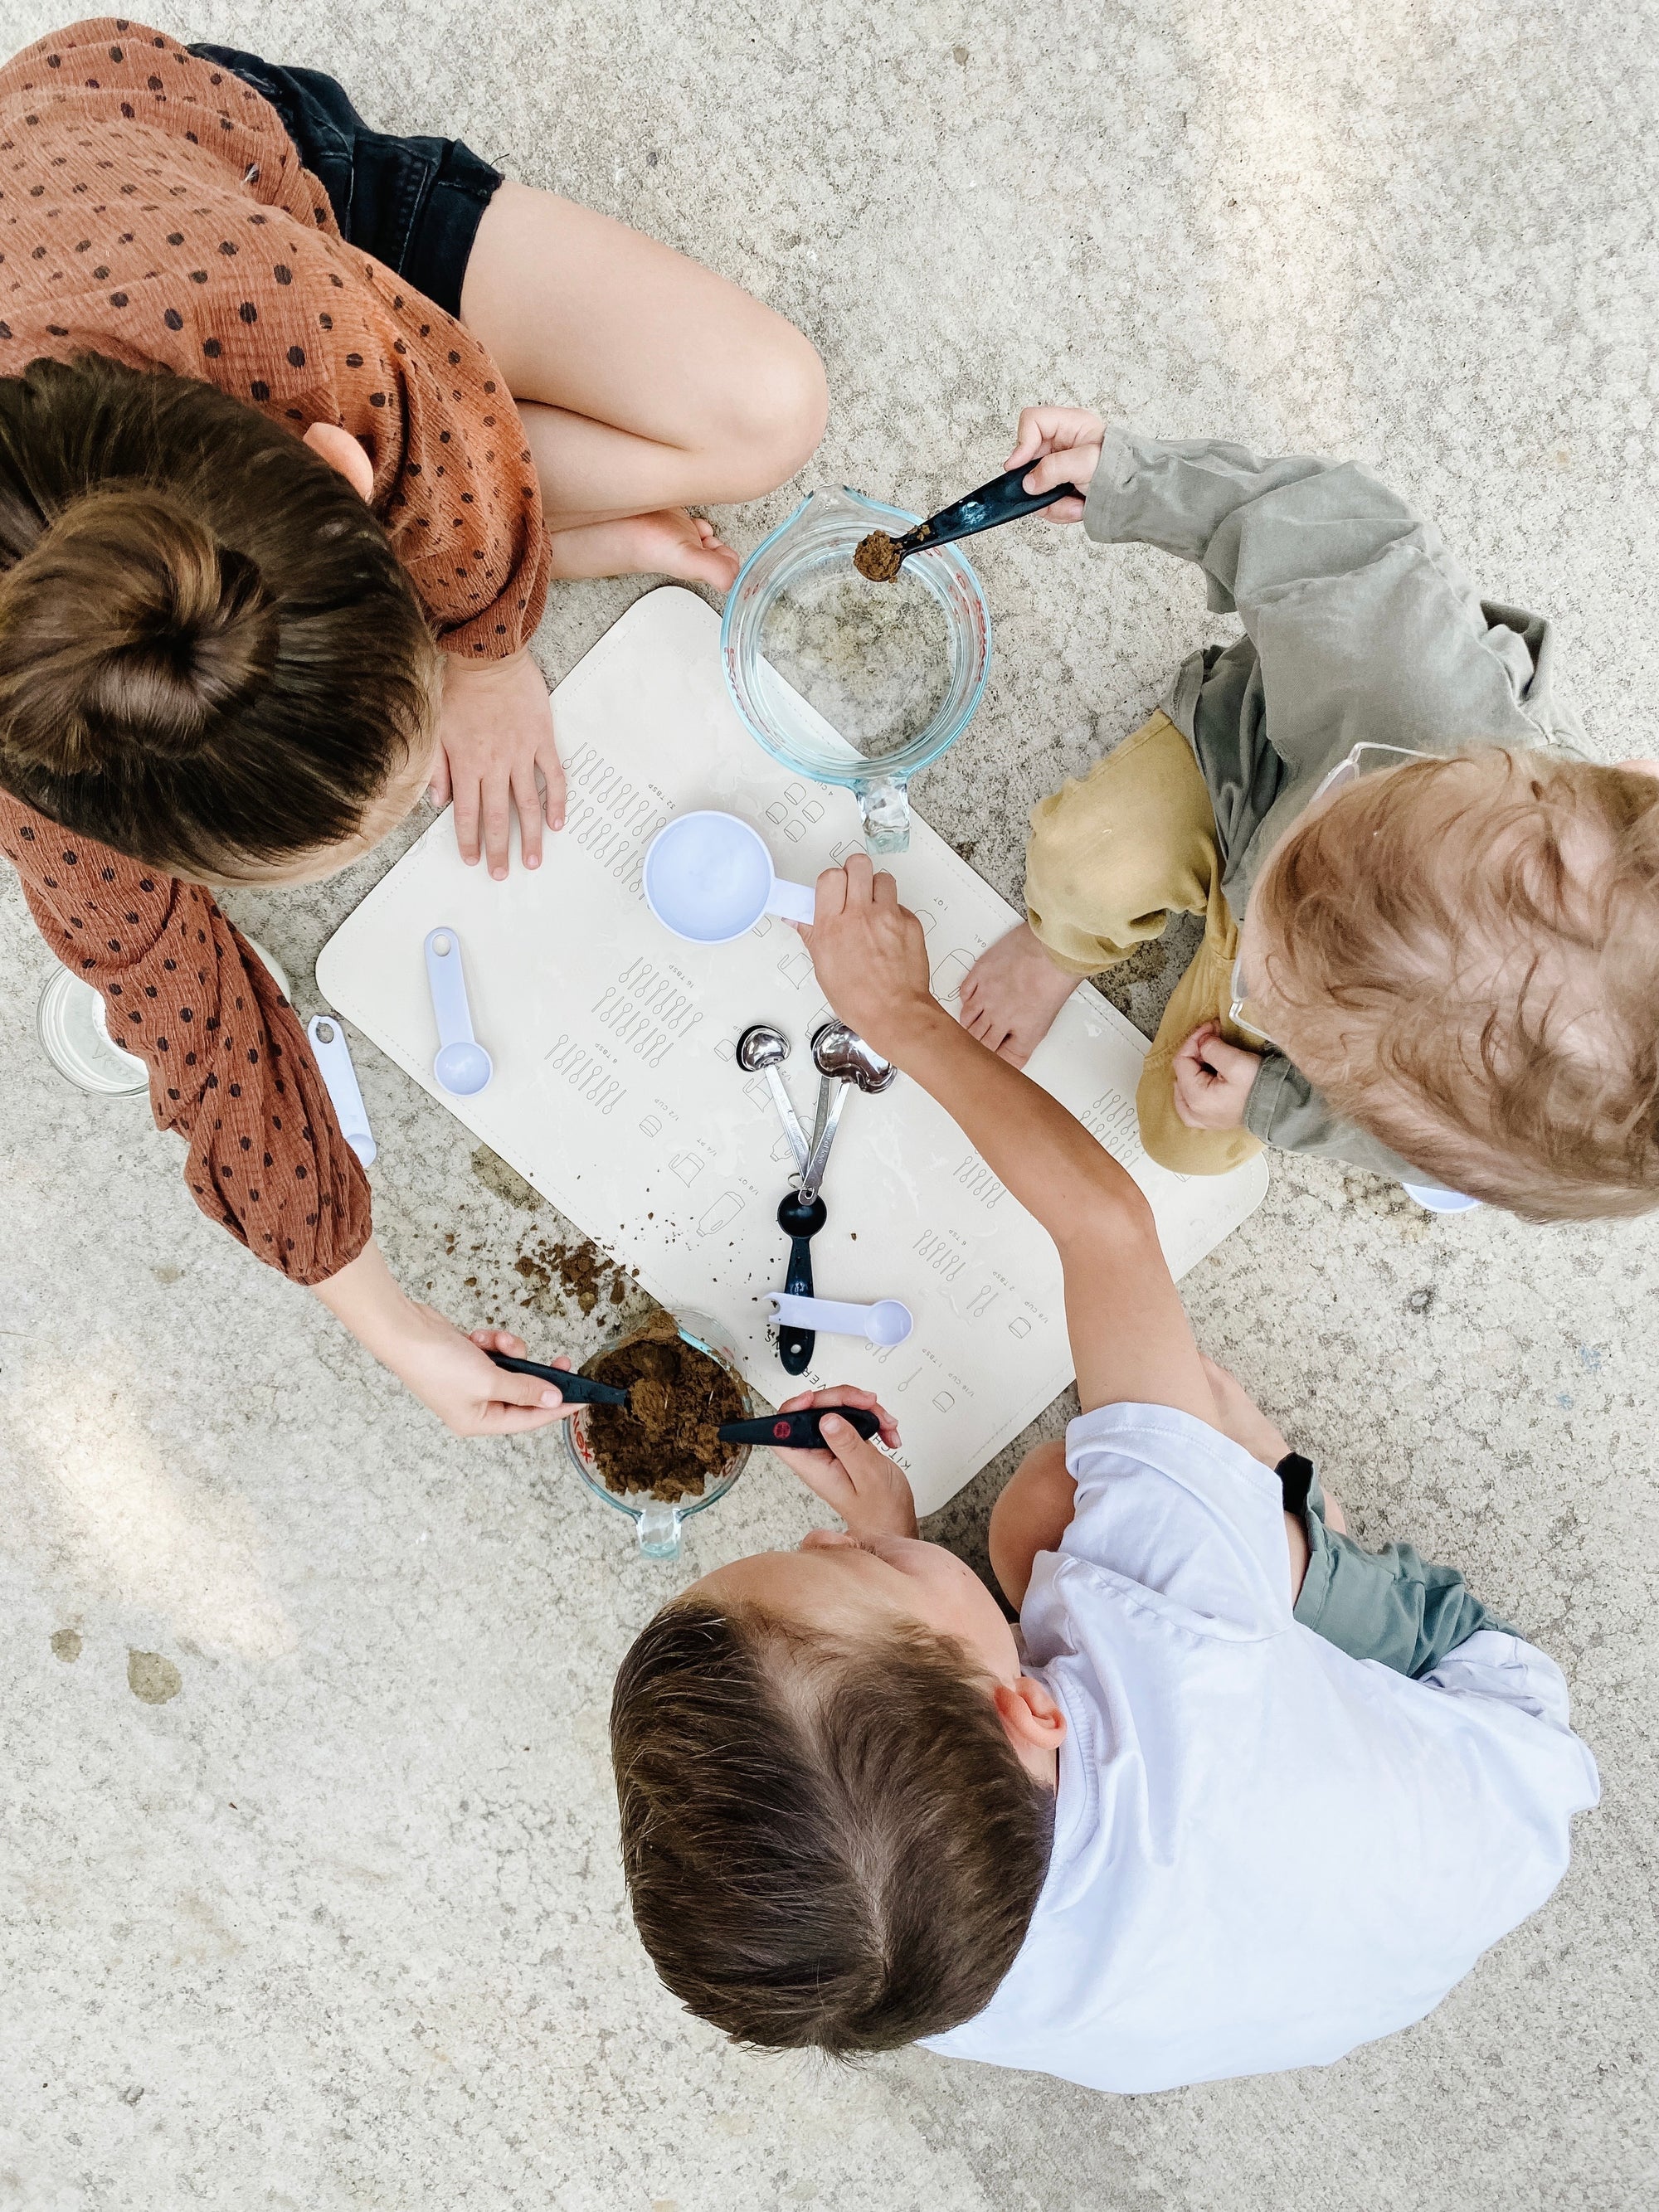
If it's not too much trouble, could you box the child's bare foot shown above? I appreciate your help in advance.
[958,922,1082,1066]
[543,508,741,588]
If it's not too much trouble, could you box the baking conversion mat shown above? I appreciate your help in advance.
[318,587,1267,1513]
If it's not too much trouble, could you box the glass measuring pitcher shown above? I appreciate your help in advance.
[561,1308,754,1561]
[720,487,992,853]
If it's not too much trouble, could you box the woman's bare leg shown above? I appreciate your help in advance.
[460,181,827,584]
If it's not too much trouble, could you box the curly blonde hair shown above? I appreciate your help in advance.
[1251,749,1659,1220]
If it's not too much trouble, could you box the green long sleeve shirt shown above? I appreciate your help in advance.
[1082,428,1584,1178]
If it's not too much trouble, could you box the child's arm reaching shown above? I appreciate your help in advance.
[803,858,1214,1427]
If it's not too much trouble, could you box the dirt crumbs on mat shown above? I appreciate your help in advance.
[513,1234,633,1317]
[584,1321,744,1502]
[853,529,905,581]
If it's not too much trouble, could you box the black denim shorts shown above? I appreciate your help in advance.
[190,45,504,321]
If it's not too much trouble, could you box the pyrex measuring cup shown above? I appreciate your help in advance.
[721,487,991,854]
[561,1308,755,1561]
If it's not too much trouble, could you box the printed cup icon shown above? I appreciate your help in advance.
[643,811,816,945]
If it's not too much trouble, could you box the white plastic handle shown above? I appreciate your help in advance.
[767,1291,913,1345]
[765,876,818,927]
[424,926,479,1048]
[306,1015,377,1167]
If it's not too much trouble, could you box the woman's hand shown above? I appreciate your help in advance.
[1005,405,1107,523]
[311,1239,577,1436]
[383,1315,582,1437]
[771,1386,916,1541]
[1171,1022,1262,1130]
[800,853,938,1062]
[430,647,567,878]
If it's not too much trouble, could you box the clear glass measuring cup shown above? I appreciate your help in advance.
[561,1307,754,1561]
[720,487,992,854]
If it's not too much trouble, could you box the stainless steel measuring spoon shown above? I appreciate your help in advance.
[737,1023,809,1170]
[800,1022,895,1197]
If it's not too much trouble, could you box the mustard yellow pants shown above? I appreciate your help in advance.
[1024,711,1264,1176]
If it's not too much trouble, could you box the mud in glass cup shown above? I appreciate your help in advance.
[562,1308,755,1562]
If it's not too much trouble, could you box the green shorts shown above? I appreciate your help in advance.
[1280,1456,1517,1680]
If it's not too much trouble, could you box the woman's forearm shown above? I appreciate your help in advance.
[309,1235,416,1359]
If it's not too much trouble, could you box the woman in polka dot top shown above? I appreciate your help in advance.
[0,20,827,1434]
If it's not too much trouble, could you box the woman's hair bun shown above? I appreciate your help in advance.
[0,353,436,878]
[0,484,279,776]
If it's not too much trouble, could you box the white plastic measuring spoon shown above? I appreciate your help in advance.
[423,925,493,1096]
[766,1291,914,1346]
[643,812,816,945]
[306,1014,377,1166]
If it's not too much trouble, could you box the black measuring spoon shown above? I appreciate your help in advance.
[775,1186,827,1377]
[718,1405,883,1449]
[486,1349,631,1407]
[854,463,1079,581]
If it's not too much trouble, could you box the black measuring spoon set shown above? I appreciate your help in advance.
[738,1018,896,1374]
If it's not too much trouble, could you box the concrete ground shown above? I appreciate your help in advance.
[2,2,1657,2206]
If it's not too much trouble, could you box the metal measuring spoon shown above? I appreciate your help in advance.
[737,1023,809,1169]
[800,1023,894,1198]
[811,1020,898,1095]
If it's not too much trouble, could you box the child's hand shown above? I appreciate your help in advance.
[431,648,567,879]
[1006,406,1107,523]
[1172,1022,1262,1130]
[771,1386,917,1541]
[800,853,937,1059]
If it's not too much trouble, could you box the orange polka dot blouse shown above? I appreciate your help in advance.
[0,18,552,1284]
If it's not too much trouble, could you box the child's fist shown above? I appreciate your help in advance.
[1006,406,1107,523]
[1172,1022,1262,1130]
[773,1387,916,1540]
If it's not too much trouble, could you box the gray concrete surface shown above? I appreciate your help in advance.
[2,3,1657,2208]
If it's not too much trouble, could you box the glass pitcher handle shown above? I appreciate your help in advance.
[856,775,911,855]
[635,1499,683,1561]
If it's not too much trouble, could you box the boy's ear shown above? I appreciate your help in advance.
[993,1676,1067,1762]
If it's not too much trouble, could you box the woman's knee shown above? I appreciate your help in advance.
[703,322,826,499]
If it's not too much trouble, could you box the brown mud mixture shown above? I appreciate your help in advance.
[582,1317,745,1503]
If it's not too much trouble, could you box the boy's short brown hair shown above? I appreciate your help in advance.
[1253,749,1659,1220]
[611,1598,1054,2055]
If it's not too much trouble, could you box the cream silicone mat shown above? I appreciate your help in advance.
[317,586,1267,1514]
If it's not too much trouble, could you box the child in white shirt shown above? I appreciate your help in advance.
[610,858,1598,2088]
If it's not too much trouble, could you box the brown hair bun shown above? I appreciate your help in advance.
[0,353,439,877]
[0,487,280,775]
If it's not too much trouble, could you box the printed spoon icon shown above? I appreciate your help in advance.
[424,926,493,1096]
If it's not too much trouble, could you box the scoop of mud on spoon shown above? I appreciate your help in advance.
[854,462,1081,581]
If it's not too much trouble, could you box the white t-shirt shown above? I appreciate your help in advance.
[925,1404,1599,2093]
